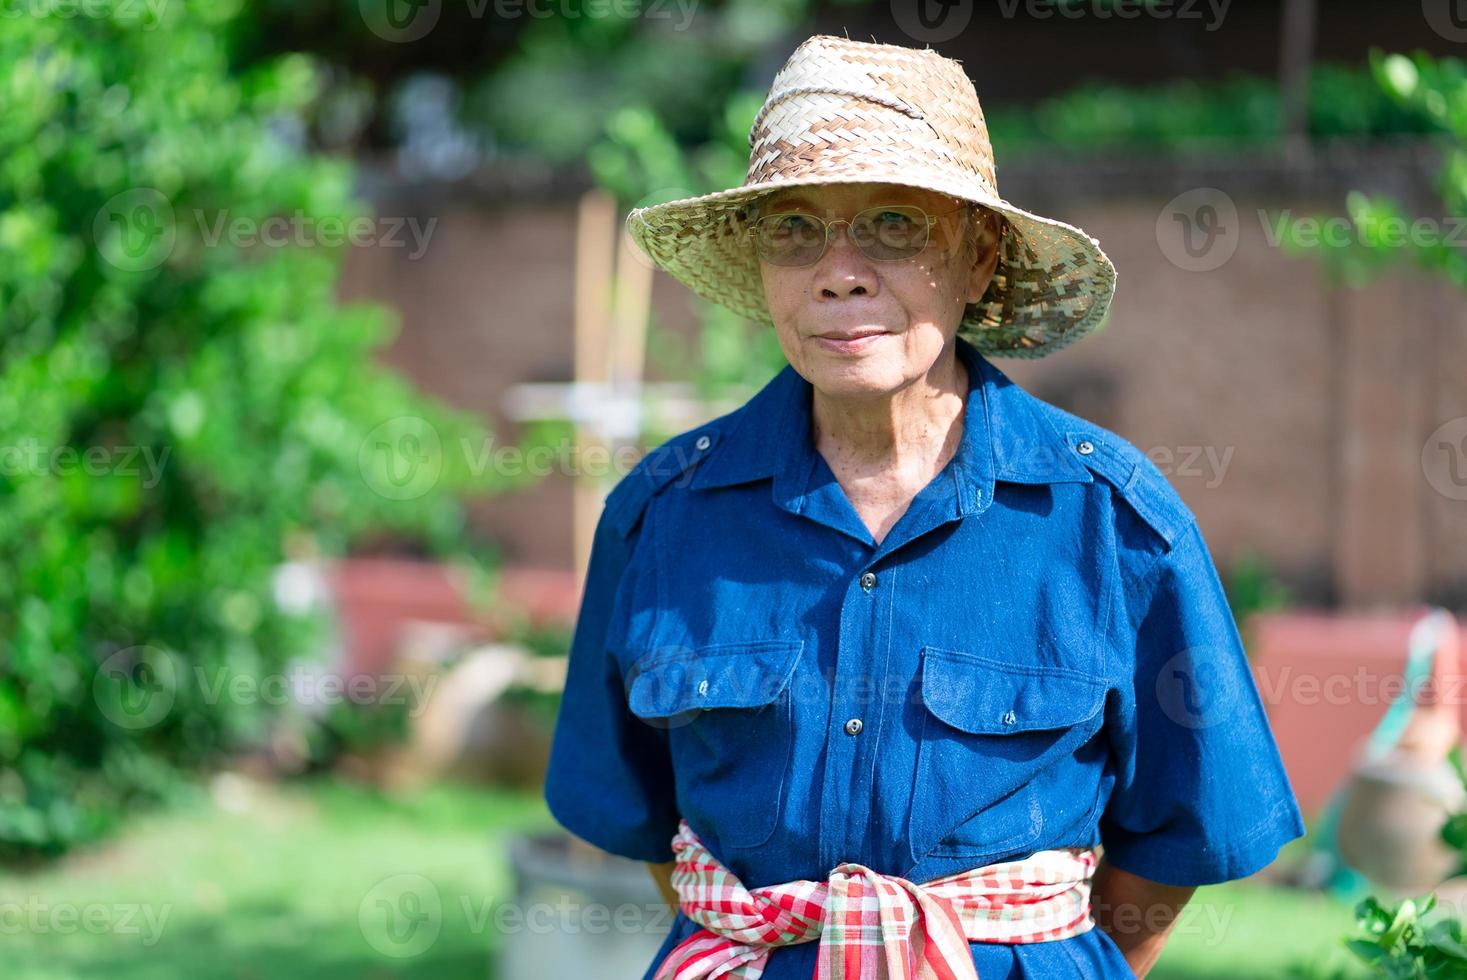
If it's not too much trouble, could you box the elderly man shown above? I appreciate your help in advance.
[546,34,1305,980]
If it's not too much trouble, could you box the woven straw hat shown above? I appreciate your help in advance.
[625,34,1117,358]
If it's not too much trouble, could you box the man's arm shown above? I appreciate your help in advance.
[1090,854,1197,978]
[647,860,678,911]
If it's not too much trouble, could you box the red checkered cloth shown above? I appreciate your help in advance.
[652,817,1099,980]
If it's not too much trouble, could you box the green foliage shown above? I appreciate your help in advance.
[500,618,573,663]
[463,15,748,167]
[1222,552,1293,655]
[460,0,866,166]
[1277,50,1467,289]
[984,62,1438,157]
[0,1,502,858]
[1345,894,1467,978]
[986,72,1281,154]
[492,612,574,731]
[591,92,788,399]
[306,696,414,762]
[220,4,1428,168]
[469,34,1437,165]
[1436,780,1467,881]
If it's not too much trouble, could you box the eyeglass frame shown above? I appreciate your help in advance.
[742,197,994,267]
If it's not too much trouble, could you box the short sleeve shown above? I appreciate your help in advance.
[543,504,681,863]
[1098,519,1307,887]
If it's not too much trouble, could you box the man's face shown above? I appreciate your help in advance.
[752,181,1001,397]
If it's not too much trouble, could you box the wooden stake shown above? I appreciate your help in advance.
[573,189,617,592]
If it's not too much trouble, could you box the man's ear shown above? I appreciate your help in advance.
[964,209,1003,305]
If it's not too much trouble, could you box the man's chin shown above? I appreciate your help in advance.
[806,355,905,397]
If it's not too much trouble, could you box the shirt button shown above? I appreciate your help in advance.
[695,435,712,451]
[859,571,877,591]
[697,679,709,696]
[1075,439,1095,456]
[1001,709,1017,725]
[844,718,863,735]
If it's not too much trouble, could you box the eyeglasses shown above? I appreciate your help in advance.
[746,203,970,267]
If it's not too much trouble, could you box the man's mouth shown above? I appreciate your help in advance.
[816,329,887,341]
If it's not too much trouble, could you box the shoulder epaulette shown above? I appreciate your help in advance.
[603,421,724,539]
[1055,423,1192,552]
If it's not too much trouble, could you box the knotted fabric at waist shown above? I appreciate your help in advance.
[653,817,1098,980]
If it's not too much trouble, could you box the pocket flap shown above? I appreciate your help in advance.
[626,640,804,718]
[920,646,1107,734]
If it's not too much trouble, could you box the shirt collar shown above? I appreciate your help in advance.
[688,335,1093,506]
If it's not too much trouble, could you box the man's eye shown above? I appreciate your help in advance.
[774,215,817,233]
[872,210,917,229]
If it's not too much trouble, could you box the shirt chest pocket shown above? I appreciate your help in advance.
[625,639,804,850]
[911,646,1108,863]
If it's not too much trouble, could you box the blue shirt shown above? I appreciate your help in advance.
[544,335,1306,979]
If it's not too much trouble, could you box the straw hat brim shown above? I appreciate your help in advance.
[626,175,1118,359]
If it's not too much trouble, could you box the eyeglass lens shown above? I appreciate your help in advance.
[753,206,933,266]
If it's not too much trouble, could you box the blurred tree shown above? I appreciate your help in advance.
[1276,50,1467,290]
[220,3,1441,172]
[0,0,503,858]
[983,62,1438,158]
[222,0,869,168]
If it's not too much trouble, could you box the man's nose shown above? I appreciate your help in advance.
[812,220,878,297]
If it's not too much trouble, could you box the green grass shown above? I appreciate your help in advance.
[0,775,552,979]
[1149,882,1369,979]
[0,779,1376,979]
[1146,834,1373,979]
